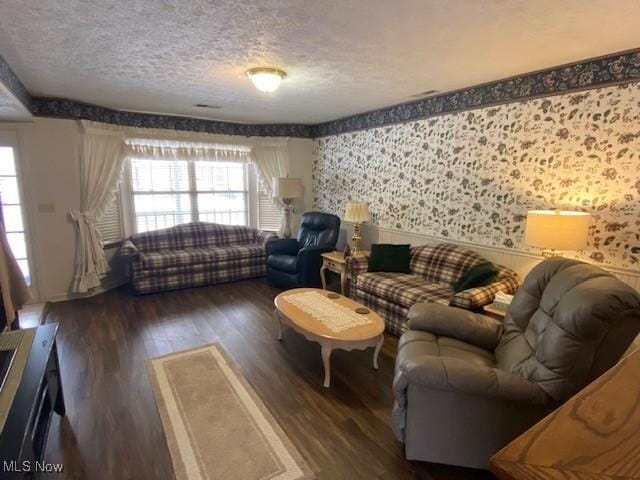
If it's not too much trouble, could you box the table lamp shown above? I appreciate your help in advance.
[344,202,370,255]
[273,177,303,238]
[525,209,591,258]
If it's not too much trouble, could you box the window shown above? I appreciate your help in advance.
[128,158,248,233]
[95,193,123,245]
[195,161,248,225]
[257,182,281,231]
[0,145,31,284]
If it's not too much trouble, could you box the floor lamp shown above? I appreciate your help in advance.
[273,178,303,238]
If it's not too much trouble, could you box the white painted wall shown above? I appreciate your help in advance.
[0,117,126,302]
[1,118,81,301]
[287,137,315,234]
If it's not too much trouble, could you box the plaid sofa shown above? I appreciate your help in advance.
[120,222,277,294]
[347,243,519,336]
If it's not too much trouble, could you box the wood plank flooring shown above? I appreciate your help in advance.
[43,278,495,480]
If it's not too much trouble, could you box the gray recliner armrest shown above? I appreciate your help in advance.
[408,302,503,350]
[395,354,549,405]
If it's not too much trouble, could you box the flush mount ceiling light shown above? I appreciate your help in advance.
[246,67,287,93]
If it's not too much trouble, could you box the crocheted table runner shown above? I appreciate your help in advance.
[283,291,372,333]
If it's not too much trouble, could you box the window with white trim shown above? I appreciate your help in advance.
[128,158,248,233]
[0,145,31,284]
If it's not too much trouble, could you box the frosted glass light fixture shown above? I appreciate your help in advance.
[525,209,591,257]
[246,68,287,93]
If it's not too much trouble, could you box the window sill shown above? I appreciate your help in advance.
[102,239,123,249]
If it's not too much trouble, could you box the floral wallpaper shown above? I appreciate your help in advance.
[313,82,640,269]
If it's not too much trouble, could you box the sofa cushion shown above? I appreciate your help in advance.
[411,243,486,285]
[356,290,411,337]
[132,256,267,294]
[130,222,257,252]
[208,245,266,262]
[266,254,299,274]
[357,272,453,309]
[141,245,265,269]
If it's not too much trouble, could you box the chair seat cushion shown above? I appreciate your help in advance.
[267,254,299,274]
[397,330,496,369]
[357,272,453,309]
[141,245,264,269]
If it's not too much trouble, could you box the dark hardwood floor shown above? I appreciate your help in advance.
[43,278,495,480]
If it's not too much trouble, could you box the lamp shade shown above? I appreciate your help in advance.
[525,210,591,250]
[344,202,370,223]
[272,177,303,199]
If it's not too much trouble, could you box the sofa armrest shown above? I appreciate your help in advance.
[256,230,278,246]
[120,239,140,257]
[346,255,369,274]
[346,255,369,297]
[266,238,299,256]
[408,302,503,350]
[395,354,549,405]
[450,274,519,310]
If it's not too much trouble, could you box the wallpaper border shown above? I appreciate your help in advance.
[0,54,32,110]
[311,48,640,137]
[2,48,640,138]
[29,97,313,138]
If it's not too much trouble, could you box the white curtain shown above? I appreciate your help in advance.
[71,121,125,293]
[0,223,31,326]
[124,138,252,162]
[251,145,290,236]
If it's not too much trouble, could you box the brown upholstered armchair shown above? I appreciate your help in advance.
[392,257,640,469]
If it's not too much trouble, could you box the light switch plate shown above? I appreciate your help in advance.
[37,203,55,213]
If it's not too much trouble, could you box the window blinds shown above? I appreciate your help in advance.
[257,182,281,232]
[96,195,123,245]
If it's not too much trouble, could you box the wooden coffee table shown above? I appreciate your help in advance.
[274,288,385,388]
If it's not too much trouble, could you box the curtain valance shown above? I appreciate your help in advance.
[124,138,252,162]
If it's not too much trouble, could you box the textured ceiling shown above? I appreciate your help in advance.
[1,0,639,124]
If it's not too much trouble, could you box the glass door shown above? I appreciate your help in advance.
[0,131,32,285]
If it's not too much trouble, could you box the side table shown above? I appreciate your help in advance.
[482,304,508,319]
[320,250,369,296]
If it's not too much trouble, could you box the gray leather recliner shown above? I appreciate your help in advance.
[392,257,640,469]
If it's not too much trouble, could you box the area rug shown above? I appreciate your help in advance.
[147,343,314,480]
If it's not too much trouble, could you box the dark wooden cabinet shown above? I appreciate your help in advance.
[0,324,65,478]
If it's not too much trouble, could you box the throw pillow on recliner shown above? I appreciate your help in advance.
[368,244,411,273]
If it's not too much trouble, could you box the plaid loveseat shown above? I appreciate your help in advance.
[120,222,277,294]
[347,243,519,336]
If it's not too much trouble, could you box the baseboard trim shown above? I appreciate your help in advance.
[46,278,129,303]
